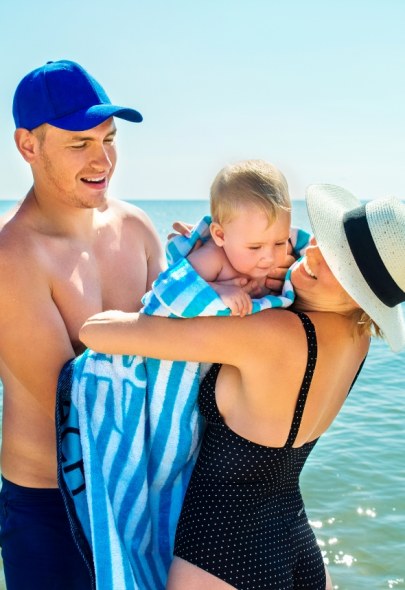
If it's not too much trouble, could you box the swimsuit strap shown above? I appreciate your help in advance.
[285,311,318,448]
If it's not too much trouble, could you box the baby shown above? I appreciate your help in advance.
[187,159,292,316]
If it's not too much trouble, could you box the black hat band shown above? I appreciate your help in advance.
[343,205,405,308]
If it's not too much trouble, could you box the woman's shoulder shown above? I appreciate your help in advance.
[256,309,368,357]
[258,308,309,334]
[244,309,310,361]
[248,309,369,397]
[303,310,370,359]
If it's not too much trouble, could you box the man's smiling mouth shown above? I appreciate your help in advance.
[81,176,106,184]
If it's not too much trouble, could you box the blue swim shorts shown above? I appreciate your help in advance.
[0,476,93,590]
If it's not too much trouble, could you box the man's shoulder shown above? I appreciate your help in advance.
[106,197,154,226]
[0,199,22,227]
[0,202,53,278]
[104,198,161,247]
[0,206,30,253]
[107,197,144,215]
[103,198,165,282]
[0,217,37,296]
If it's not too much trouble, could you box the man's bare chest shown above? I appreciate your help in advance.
[48,245,149,347]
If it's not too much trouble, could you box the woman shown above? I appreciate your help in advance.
[80,184,405,590]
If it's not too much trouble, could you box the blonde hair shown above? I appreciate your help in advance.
[348,308,382,339]
[210,159,291,225]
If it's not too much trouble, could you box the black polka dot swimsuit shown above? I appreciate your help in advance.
[174,312,326,589]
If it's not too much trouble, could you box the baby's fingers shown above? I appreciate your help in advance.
[237,292,253,318]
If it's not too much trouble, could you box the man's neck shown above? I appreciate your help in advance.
[22,186,103,238]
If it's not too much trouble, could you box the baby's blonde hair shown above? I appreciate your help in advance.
[210,159,291,225]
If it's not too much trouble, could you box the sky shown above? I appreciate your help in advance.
[0,0,404,201]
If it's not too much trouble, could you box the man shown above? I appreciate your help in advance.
[0,60,165,589]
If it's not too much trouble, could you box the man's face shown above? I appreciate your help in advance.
[33,118,118,209]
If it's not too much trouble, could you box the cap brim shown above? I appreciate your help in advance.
[305,184,405,352]
[49,104,143,131]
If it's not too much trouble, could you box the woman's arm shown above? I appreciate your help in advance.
[79,308,289,368]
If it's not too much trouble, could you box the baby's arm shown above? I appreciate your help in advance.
[186,242,223,281]
[187,244,253,317]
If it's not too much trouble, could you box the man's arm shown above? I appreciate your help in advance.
[131,207,166,292]
[146,232,166,292]
[0,252,75,419]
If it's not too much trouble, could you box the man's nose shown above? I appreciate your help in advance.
[90,145,112,170]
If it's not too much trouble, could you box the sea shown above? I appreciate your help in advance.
[0,198,404,590]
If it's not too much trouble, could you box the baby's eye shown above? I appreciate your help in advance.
[248,246,261,250]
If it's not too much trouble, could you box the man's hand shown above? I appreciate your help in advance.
[168,221,204,252]
[168,221,193,240]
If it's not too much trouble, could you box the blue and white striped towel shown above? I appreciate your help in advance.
[56,217,311,590]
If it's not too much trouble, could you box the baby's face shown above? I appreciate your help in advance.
[221,207,291,279]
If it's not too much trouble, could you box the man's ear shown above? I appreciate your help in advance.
[210,222,225,246]
[14,129,38,163]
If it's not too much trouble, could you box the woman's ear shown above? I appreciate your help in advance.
[14,129,38,163]
[210,222,225,246]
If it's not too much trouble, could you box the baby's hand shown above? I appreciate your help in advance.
[248,284,271,298]
[210,283,253,317]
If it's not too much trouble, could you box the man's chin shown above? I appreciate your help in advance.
[78,191,109,210]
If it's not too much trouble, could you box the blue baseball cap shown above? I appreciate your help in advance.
[12,60,143,131]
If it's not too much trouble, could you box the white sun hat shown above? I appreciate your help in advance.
[305,184,405,352]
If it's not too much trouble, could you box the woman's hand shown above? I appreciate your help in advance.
[265,240,297,293]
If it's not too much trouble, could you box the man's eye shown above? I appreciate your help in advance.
[71,143,85,149]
